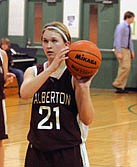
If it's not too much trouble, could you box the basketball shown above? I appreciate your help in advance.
[66,40,102,77]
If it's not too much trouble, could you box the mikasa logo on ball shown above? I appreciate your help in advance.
[75,54,96,65]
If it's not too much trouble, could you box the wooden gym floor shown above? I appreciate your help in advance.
[3,87,137,167]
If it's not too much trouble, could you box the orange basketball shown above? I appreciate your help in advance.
[66,40,102,77]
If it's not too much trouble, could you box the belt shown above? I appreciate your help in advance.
[121,47,129,49]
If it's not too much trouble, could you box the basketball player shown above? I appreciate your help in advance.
[20,21,95,167]
[0,48,15,167]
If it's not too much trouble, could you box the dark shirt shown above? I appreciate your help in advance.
[28,64,82,152]
[5,49,13,68]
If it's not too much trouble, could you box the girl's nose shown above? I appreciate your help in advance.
[47,41,52,48]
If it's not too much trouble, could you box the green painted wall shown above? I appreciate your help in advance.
[92,3,119,89]
[94,4,137,89]
[126,40,137,88]
[81,2,119,89]
[26,0,63,63]
[0,1,8,39]
[0,0,137,89]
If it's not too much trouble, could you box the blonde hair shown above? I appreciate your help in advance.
[41,21,71,43]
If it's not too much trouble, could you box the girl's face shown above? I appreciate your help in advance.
[1,43,9,51]
[42,29,66,61]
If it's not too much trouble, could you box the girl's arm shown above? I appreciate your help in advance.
[74,77,95,126]
[1,50,15,85]
[20,46,69,99]
[20,65,55,99]
[1,50,8,80]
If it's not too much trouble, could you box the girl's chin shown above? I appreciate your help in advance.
[47,53,54,57]
[47,55,54,61]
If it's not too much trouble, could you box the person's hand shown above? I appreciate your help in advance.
[73,70,98,89]
[47,46,69,72]
[4,72,16,86]
[74,75,91,83]
[116,52,122,60]
[74,69,98,83]
[131,51,135,60]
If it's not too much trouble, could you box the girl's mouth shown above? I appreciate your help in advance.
[47,51,54,55]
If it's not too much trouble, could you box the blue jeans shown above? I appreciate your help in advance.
[9,67,24,91]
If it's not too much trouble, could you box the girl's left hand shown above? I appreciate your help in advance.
[74,69,98,83]
[74,75,91,83]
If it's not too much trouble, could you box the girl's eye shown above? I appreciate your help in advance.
[52,39,57,43]
[42,39,57,43]
[42,39,48,43]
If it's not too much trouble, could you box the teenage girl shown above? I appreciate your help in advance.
[21,21,95,167]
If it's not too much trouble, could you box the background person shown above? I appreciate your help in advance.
[112,11,135,93]
[0,38,24,97]
[20,21,95,167]
[0,48,15,167]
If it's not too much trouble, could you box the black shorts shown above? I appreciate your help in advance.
[25,143,83,167]
[0,99,8,140]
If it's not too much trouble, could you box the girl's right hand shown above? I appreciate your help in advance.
[48,46,69,72]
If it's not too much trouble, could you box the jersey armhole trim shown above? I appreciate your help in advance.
[32,65,37,77]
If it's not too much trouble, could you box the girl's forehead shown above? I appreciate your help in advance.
[2,43,8,46]
[43,29,62,39]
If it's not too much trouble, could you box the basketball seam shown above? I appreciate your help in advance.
[67,64,94,76]
[69,50,102,61]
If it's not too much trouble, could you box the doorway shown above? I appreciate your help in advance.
[89,4,98,44]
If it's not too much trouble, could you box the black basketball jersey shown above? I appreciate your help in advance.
[0,53,5,100]
[27,63,82,152]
